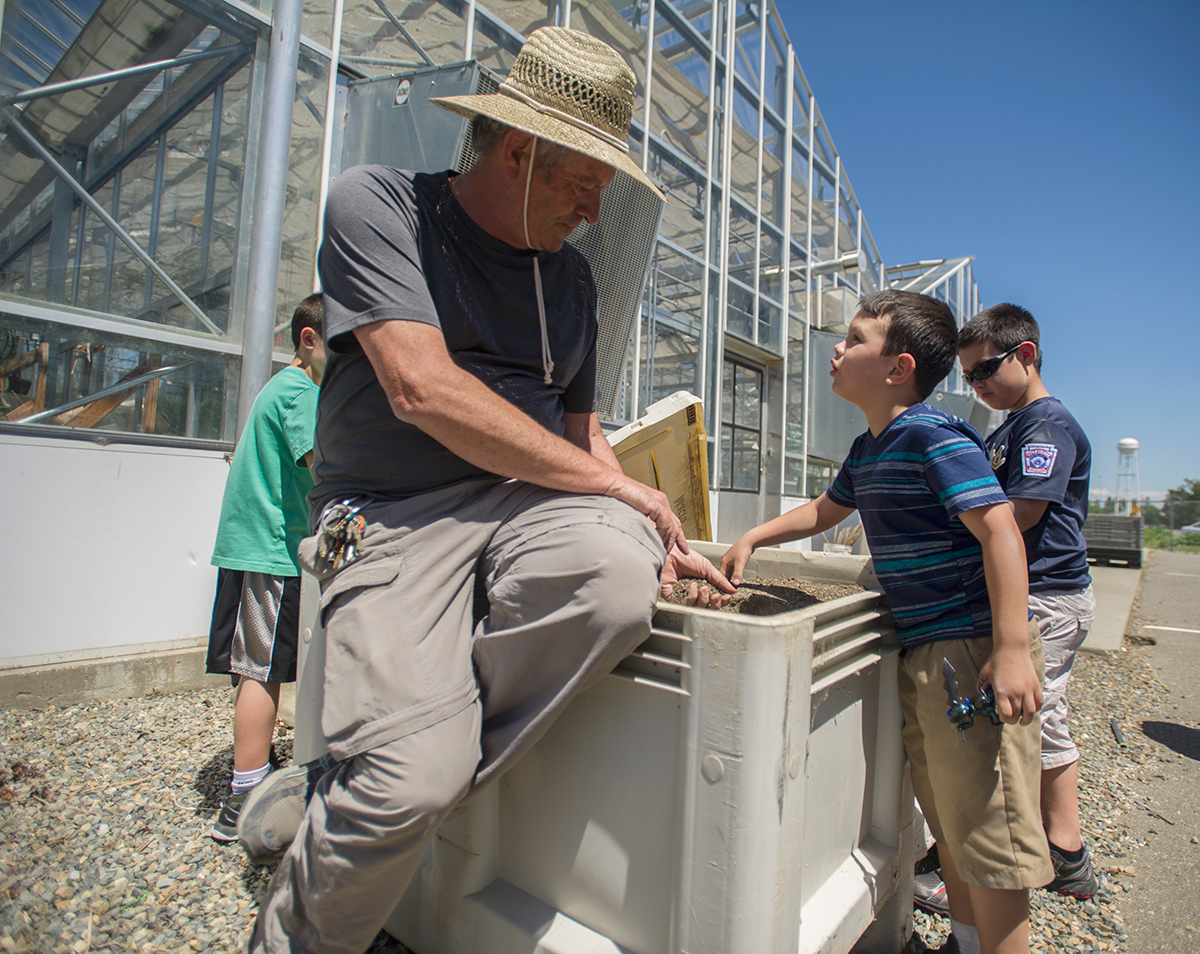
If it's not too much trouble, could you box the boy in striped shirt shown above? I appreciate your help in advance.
[722,290,1050,954]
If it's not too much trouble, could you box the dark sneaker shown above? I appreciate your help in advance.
[914,869,950,917]
[211,792,247,843]
[1043,843,1098,899]
[237,755,335,865]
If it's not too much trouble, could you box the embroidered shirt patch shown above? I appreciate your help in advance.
[1021,443,1058,478]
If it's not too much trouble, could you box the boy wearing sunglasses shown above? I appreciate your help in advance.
[722,291,1050,954]
[958,303,1096,901]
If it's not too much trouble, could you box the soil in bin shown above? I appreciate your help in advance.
[665,576,864,616]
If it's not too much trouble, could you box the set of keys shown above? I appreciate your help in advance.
[316,499,366,574]
[943,657,1002,740]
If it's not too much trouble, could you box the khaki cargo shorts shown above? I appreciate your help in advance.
[1030,585,1095,770]
[899,621,1053,890]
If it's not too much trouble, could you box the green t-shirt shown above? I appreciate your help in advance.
[212,366,319,575]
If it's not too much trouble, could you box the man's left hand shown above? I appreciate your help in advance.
[661,546,736,607]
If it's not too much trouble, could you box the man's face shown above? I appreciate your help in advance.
[830,312,894,405]
[526,151,616,252]
[958,340,1030,411]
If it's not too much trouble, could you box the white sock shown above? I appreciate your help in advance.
[951,919,981,954]
[231,762,271,795]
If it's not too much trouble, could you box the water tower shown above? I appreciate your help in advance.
[1115,438,1140,515]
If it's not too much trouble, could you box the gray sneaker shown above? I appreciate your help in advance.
[237,756,335,865]
[1043,843,1098,900]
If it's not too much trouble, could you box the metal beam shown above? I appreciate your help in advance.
[236,0,303,438]
[0,44,249,106]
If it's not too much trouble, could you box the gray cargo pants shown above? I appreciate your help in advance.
[250,478,666,953]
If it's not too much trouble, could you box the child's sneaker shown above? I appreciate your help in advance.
[1043,843,1097,899]
[914,869,950,916]
[211,792,247,843]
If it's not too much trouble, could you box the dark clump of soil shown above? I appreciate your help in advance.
[665,576,864,616]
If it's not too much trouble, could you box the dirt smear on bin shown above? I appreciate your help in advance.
[665,576,864,615]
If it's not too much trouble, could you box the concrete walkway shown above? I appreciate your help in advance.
[1082,561,1143,652]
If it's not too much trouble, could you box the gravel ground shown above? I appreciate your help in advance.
[0,690,411,954]
[909,640,1168,953]
[0,641,1167,953]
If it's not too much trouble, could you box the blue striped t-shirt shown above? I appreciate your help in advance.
[825,404,1009,648]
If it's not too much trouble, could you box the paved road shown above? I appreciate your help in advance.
[1121,549,1200,954]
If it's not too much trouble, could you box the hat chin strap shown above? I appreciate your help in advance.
[522,136,554,387]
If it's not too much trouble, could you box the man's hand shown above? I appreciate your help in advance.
[719,536,756,586]
[604,474,689,554]
[978,644,1043,725]
[661,546,735,607]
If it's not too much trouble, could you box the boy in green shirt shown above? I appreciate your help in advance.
[206,294,325,842]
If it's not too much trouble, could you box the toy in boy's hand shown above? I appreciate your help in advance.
[942,657,1002,741]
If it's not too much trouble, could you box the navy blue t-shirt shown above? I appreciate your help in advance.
[985,396,1091,592]
[825,405,1010,648]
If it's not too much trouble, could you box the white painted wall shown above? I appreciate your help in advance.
[0,434,229,667]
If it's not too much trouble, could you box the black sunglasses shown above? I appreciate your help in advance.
[962,343,1023,384]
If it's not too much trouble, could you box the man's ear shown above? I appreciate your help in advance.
[500,129,534,180]
[888,352,917,387]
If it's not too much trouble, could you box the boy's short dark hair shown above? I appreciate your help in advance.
[857,290,957,400]
[291,293,324,350]
[958,303,1042,371]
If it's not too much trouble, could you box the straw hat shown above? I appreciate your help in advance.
[431,26,663,199]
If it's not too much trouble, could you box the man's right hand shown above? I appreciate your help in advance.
[605,473,688,554]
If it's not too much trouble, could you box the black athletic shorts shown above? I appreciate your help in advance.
[206,569,300,684]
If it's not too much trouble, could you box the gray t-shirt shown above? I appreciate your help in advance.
[311,166,599,507]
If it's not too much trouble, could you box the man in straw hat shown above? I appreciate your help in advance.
[244,26,733,951]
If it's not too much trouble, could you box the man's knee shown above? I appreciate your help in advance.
[588,523,663,623]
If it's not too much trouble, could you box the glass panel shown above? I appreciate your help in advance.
[496,1,559,37]
[806,457,836,498]
[734,362,760,427]
[758,298,781,353]
[646,314,701,407]
[837,177,858,256]
[792,61,811,147]
[759,225,782,303]
[721,358,733,431]
[0,316,235,440]
[727,199,755,285]
[709,185,723,267]
[647,11,711,167]
[731,427,759,491]
[662,0,715,43]
[340,0,464,73]
[790,144,809,250]
[654,242,705,331]
[761,115,784,228]
[720,423,732,488]
[811,168,837,265]
[785,313,804,451]
[730,88,758,207]
[726,278,754,341]
[763,10,787,116]
[784,455,803,496]
[650,148,706,257]
[814,119,835,171]
[733,4,760,92]
[303,0,336,51]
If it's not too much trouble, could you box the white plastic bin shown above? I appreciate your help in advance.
[298,543,913,954]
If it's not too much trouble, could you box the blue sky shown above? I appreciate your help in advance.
[781,0,1199,497]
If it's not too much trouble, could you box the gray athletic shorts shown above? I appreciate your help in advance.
[1029,585,1095,769]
